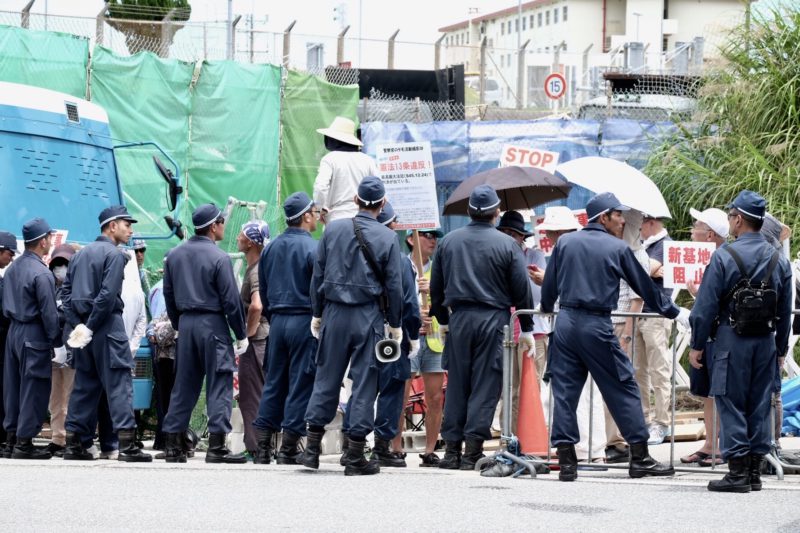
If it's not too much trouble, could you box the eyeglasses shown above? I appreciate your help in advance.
[419,232,439,240]
[727,212,739,220]
[310,209,321,219]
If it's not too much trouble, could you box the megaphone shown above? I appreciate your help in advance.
[375,338,400,363]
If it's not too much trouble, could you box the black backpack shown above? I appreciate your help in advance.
[720,246,781,336]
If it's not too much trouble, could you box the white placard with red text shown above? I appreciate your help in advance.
[42,230,69,264]
[662,241,716,289]
[376,141,440,230]
[499,144,560,173]
[532,209,587,257]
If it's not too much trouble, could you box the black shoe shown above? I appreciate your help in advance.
[300,428,325,470]
[708,456,751,493]
[339,434,349,467]
[164,432,187,463]
[1,432,16,459]
[205,433,247,464]
[438,441,462,470]
[557,444,578,482]
[604,445,629,464]
[12,438,52,460]
[63,432,95,461]
[118,429,153,463]
[275,431,303,465]
[153,432,166,451]
[343,438,380,476]
[46,443,66,457]
[419,452,440,467]
[253,428,274,465]
[460,439,485,471]
[749,454,763,491]
[371,437,406,468]
[629,442,674,478]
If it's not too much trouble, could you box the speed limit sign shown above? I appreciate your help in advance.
[544,73,567,100]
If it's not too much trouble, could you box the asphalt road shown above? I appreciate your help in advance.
[2,440,800,532]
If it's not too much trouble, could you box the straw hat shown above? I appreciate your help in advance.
[536,206,583,231]
[316,116,363,147]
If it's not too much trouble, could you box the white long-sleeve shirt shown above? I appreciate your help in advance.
[313,151,379,222]
[121,250,147,355]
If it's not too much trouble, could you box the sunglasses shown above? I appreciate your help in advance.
[419,232,439,240]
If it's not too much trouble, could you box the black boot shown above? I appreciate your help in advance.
[604,445,629,464]
[708,456,751,493]
[371,437,406,468]
[276,431,303,465]
[557,444,578,482]
[343,438,380,476]
[749,454,764,491]
[438,440,462,470]
[460,439,485,471]
[205,433,247,464]
[1,432,16,459]
[63,432,95,461]
[163,432,187,463]
[118,429,153,462]
[339,433,349,467]
[629,442,674,478]
[253,428,274,464]
[300,428,325,470]
[12,437,52,460]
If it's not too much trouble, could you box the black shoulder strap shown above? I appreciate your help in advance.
[352,218,387,314]
[722,246,750,280]
[762,249,781,288]
[724,246,780,288]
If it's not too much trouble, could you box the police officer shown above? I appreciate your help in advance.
[0,231,18,455]
[2,219,64,459]
[689,190,792,493]
[430,185,535,471]
[301,176,404,476]
[162,203,248,464]
[340,202,421,468]
[541,192,690,481]
[252,192,319,465]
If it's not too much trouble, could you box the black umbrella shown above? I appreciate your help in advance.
[443,166,571,215]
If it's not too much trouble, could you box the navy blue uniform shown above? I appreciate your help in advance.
[430,221,533,442]
[305,213,403,438]
[0,272,9,442]
[62,236,136,435]
[2,251,62,438]
[162,235,246,435]
[541,223,679,447]
[689,232,792,459]
[253,227,318,436]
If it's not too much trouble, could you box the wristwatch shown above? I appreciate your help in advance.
[623,335,633,343]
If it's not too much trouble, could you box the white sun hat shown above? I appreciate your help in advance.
[316,116,363,147]
[536,206,583,231]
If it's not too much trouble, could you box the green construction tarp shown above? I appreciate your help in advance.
[279,70,360,228]
[89,46,194,273]
[189,60,282,251]
[0,25,88,97]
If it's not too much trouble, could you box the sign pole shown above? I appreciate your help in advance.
[411,229,429,310]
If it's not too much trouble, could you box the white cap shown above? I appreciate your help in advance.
[536,206,583,232]
[689,207,729,239]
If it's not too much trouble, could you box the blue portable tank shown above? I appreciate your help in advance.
[133,338,154,410]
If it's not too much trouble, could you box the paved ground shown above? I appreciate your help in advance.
[1,438,799,532]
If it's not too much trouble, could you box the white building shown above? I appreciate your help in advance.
[439,0,749,107]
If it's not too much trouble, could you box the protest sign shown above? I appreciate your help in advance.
[662,241,716,289]
[376,141,440,230]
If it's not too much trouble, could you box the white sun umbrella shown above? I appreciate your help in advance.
[555,156,672,218]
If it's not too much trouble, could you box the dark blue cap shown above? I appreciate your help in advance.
[586,192,630,222]
[0,231,18,254]
[497,210,533,237]
[192,203,223,229]
[22,217,55,243]
[357,176,385,206]
[377,202,397,226]
[284,192,314,221]
[98,205,137,227]
[727,190,766,220]
[468,184,501,215]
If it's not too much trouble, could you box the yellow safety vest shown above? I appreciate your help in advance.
[422,267,444,353]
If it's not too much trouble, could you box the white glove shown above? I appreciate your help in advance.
[518,331,535,358]
[52,346,68,365]
[439,324,449,344]
[310,316,322,339]
[67,324,93,349]
[408,339,420,360]
[234,338,249,356]
[388,326,403,345]
[676,307,691,330]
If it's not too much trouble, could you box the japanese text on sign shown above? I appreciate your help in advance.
[662,241,716,289]
[376,141,440,230]
[42,230,69,264]
[499,144,560,173]
[532,209,587,257]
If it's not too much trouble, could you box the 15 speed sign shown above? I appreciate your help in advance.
[544,72,567,100]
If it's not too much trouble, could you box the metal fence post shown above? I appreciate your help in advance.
[230,15,242,61]
[282,20,296,69]
[95,4,106,47]
[434,34,446,70]
[516,39,530,110]
[20,0,34,29]
[479,37,487,105]
[337,25,350,65]
[387,29,399,69]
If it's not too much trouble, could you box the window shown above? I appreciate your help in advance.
[508,20,513,33]
[530,15,534,28]
[563,6,568,21]
[465,32,469,44]
[515,19,519,32]
[500,55,505,67]
[546,11,550,25]
[501,22,505,35]
[538,13,542,27]
[522,16,526,31]
[554,8,558,24]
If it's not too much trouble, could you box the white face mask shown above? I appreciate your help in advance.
[53,265,68,282]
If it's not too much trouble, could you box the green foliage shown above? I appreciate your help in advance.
[106,0,191,23]
[645,3,800,244]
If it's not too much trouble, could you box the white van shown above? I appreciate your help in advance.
[465,75,503,106]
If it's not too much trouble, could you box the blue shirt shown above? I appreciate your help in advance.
[258,227,317,318]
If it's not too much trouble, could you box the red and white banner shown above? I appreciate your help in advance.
[662,241,716,289]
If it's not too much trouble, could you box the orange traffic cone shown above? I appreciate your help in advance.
[517,351,549,456]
